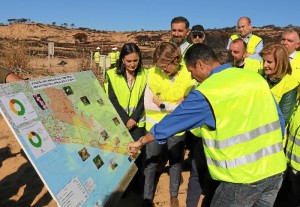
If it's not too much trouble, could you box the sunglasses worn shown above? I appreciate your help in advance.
[193,33,204,39]
[192,31,205,39]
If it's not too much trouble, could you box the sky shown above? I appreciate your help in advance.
[1,0,299,32]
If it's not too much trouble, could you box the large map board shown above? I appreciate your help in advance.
[0,71,138,207]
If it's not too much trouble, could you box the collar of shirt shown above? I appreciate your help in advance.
[290,51,297,61]
[208,63,232,77]
[239,33,252,44]
[180,41,190,54]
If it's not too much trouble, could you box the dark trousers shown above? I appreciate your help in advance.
[288,166,300,207]
[128,127,146,193]
[186,132,219,207]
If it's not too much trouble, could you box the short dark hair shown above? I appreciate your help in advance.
[216,49,234,65]
[184,43,217,67]
[171,16,189,29]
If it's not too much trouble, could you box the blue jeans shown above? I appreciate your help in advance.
[143,134,185,200]
[210,173,283,207]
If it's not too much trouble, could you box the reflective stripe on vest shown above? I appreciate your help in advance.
[106,68,147,127]
[204,120,280,149]
[206,142,283,169]
[197,68,286,183]
[286,134,300,167]
[286,104,300,171]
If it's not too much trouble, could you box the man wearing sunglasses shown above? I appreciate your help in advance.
[128,43,286,207]
[190,25,206,44]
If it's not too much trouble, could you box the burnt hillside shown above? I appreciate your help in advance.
[0,23,297,60]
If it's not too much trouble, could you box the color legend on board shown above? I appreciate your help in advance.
[9,99,26,116]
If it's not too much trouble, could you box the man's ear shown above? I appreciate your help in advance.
[187,29,191,36]
[296,41,300,50]
[196,59,204,70]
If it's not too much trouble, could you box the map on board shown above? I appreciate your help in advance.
[0,71,138,207]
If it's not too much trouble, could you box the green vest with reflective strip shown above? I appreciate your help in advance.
[106,68,148,127]
[286,104,300,171]
[244,57,262,73]
[271,74,299,103]
[195,68,286,183]
[145,64,196,133]
[231,34,262,55]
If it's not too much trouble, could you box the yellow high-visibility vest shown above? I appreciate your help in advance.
[94,51,100,63]
[105,68,148,127]
[243,57,262,73]
[194,68,286,183]
[109,52,118,65]
[230,34,262,55]
[286,104,300,171]
[145,64,196,133]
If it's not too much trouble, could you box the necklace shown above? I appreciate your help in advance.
[127,76,135,88]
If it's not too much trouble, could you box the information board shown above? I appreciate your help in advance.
[0,71,138,207]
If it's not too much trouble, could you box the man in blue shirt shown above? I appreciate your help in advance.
[128,44,286,207]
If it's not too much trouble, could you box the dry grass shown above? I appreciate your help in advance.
[0,40,31,75]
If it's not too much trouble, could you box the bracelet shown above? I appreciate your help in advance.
[138,136,145,146]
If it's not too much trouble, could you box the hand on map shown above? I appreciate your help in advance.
[127,141,142,156]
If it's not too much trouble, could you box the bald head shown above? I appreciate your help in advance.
[237,16,252,38]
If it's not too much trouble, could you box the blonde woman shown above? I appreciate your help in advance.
[143,42,195,207]
[260,43,298,124]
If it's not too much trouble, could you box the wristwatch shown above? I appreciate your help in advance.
[159,102,166,109]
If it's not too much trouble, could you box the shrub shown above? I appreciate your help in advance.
[74,33,88,43]
[0,40,31,75]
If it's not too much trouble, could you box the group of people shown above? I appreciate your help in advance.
[93,46,120,71]
[104,15,300,207]
[1,15,300,207]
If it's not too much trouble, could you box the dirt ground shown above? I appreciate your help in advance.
[0,58,191,207]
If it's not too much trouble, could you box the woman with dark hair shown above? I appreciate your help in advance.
[104,43,148,196]
[105,42,147,140]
